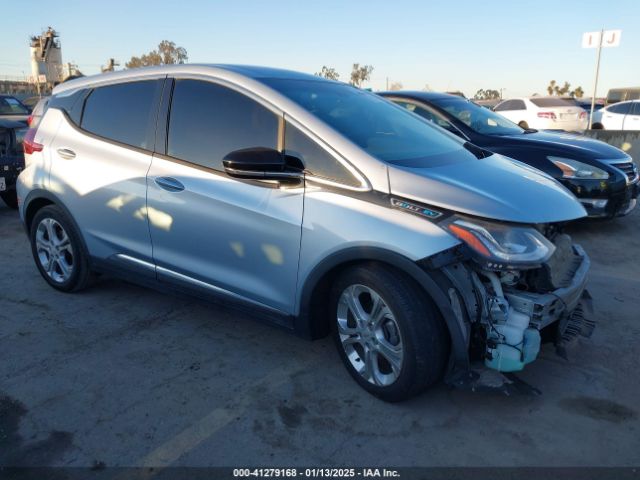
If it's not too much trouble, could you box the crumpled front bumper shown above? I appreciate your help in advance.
[504,244,590,330]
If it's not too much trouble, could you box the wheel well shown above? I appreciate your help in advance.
[303,259,430,340]
[25,197,54,233]
[591,122,604,130]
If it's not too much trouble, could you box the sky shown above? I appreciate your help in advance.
[1,0,638,98]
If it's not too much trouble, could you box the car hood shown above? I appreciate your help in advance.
[388,153,587,224]
[496,131,627,160]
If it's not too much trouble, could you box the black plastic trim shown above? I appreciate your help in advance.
[296,247,470,370]
[21,189,92,265]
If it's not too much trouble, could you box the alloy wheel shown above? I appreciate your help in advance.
[337,284,403,386]
[35,218,74,284]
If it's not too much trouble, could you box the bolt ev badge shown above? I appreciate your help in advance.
[391,198,442,219]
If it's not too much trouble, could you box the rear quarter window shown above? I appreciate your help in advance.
[81,80,162,150]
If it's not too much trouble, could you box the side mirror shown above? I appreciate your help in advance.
[222,147,302,182]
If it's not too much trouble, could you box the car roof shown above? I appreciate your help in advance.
[378,91,463,101]
[52,64,324,95]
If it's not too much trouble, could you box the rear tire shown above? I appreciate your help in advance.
[0,190,18,209]
[518,120,529,129]
[330,263,449,402]
[29,205,92,292]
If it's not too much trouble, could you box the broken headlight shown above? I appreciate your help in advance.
[443,216,555,269]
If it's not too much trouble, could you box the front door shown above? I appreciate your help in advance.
[146,78,303,314]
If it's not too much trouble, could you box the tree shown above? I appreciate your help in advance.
[546,80,584,98]
[350,63,374,88]
[126,40,188,69]
[315,66,340,80]
[389,81,403,91]
[474,88,501,100]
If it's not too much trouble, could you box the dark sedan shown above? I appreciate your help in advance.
[0,95,30,125]
[380,91,639,218]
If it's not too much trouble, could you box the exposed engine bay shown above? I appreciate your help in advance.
[434,220,594,390]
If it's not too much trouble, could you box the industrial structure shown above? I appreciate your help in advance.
[30,27,64,84]
[27,27,82,93]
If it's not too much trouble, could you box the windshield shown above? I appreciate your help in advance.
[263,79,467,166]
[0,97,29,115]
[431,97,525,135]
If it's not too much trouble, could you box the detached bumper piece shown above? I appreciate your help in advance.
[555,290,596,359]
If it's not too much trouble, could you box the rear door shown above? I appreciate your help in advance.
[146,78,304,314]
[47,78,163,266]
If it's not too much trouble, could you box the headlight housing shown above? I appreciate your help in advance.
[443,216,555,269]
[549,156,609,180]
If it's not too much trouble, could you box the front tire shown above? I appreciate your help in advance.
[29,205,92,292]
[330,263,449,402]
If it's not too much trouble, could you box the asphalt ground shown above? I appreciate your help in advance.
[1,202,638,469]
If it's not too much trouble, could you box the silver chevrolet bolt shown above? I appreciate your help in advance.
[17,65,593,401]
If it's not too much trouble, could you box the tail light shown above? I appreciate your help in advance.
[27,115,33,126]
[23,128,43,155]
[537,111,557,120]
[580,111,587,119]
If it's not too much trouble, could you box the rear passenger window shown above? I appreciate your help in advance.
[81,80,161,150]
[167,79,279,171]
[285,123,358,187]
[608,103,632,114]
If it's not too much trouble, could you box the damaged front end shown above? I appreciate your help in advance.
[424,215,595,393]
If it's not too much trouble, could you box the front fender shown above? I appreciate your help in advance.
[295,246,470,372]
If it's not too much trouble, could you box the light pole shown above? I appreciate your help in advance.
[588,29,604,130]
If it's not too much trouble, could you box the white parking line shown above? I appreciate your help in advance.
[135,361,308,473]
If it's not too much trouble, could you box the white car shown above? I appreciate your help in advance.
[592,100,640,130]
[493,97,588,132]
